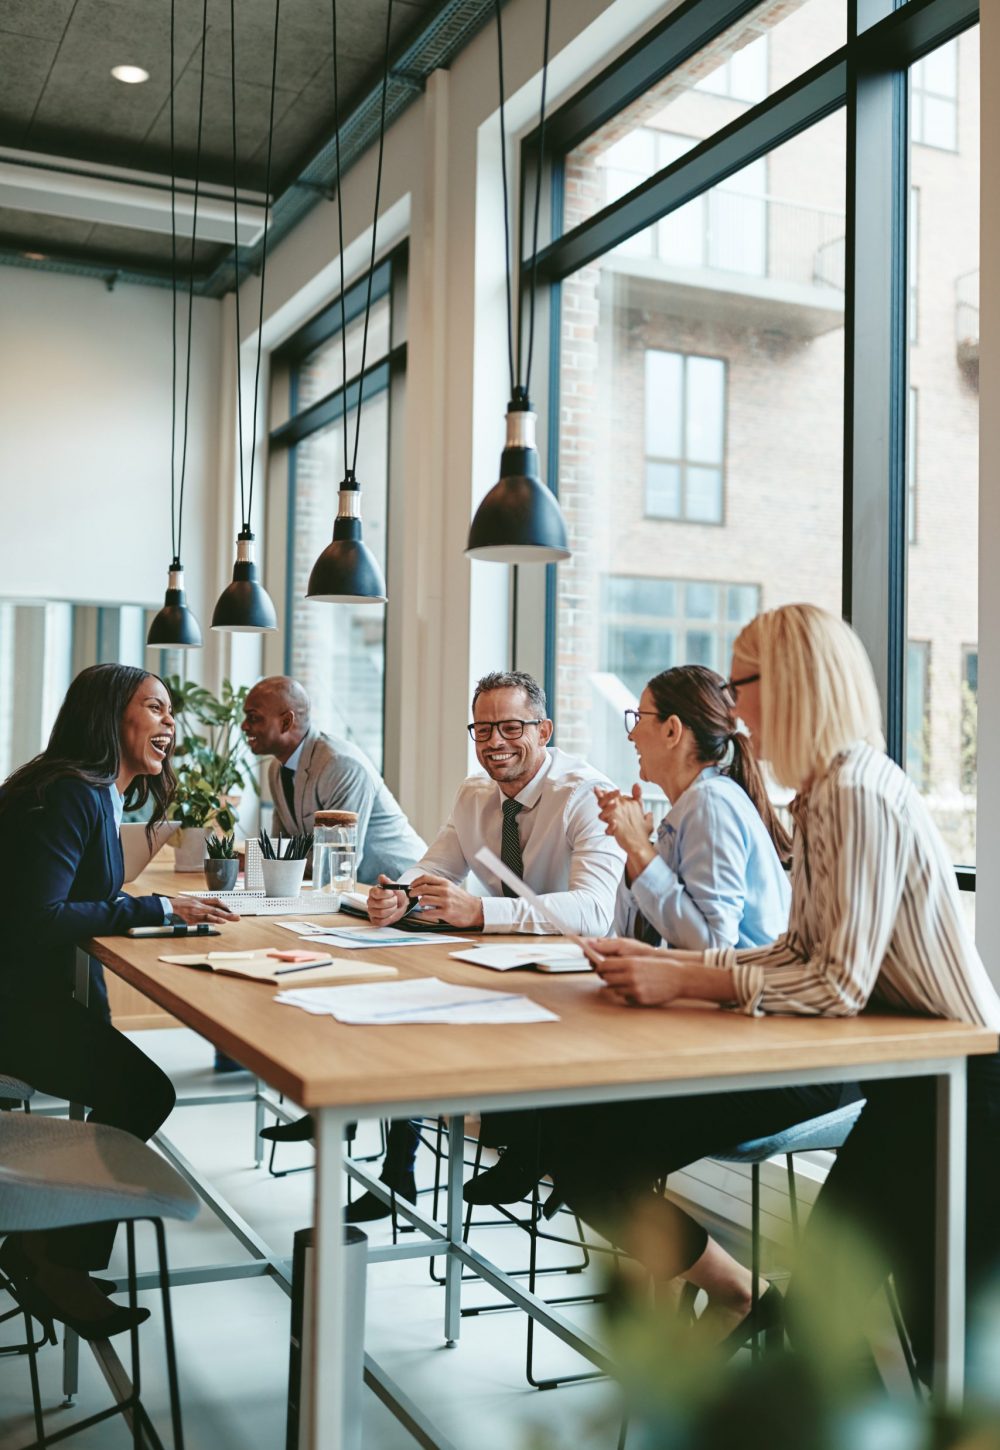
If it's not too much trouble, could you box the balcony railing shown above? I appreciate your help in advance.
[615,191,846,293]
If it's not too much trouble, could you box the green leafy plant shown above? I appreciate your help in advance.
[165,677,256,834]
[204,831,237,859]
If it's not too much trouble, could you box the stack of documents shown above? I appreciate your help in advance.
[275,976,559,1025]
[449,944,591,973]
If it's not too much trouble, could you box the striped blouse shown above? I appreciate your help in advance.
[703,742,1000,1028]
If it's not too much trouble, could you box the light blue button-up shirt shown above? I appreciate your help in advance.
[613,766,790,951]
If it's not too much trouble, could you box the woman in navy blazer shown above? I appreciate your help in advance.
[0,663,235,1339]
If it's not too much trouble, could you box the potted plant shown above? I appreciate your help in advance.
[204,831,238,891]
[164,677,256,871]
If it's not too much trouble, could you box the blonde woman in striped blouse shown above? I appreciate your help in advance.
[581,603,1000,1376]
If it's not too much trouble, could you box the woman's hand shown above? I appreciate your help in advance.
[598,954,689,1008]
[167,895,240,925]
[595,785,656,878]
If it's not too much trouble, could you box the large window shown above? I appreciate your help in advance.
[905,28,979,867]
[523,0,978,894]
[548,106,845,787]
[269,254,405,773]
[644,351,726,522]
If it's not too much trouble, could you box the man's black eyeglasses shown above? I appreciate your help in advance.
[468,719,544,743]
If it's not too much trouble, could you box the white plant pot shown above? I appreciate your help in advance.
[261,858,307,898]
[174,826,208,872]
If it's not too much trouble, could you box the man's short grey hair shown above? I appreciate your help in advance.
[472,670,547,718]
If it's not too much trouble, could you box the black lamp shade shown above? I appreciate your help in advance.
[147,566,202,649]
[466,401,570,564]
[306,491,387,603]
[211,531,278,632]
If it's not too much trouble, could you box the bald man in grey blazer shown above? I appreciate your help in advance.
[241,676,426,883]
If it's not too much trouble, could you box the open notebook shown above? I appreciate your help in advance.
[158,950,398,985]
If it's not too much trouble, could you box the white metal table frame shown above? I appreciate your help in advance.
[67,949,970,1450]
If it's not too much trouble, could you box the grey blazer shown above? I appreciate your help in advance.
[268,731,426,884]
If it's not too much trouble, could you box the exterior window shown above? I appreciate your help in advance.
[694,35,768,103]
[596,578,760,787]
[905,640,930,789]
[645,351,726,523]
[907,386,918,545]
[961,647,978,794]
[911,38,958,151]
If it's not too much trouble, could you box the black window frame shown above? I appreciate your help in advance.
[518,0,979,889]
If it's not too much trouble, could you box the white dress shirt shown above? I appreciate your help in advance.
[403,747,625,935]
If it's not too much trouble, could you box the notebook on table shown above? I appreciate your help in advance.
[158,949,398,985]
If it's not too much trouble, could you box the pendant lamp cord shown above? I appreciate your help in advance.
[351,0,393,477]
[331,0,349,476]
[495,0,515,397]
[168,0,178,564]
[247,0,281,526]
[494,0,552,402]
[229,0,280,532]
[228,0,246,529]
[176,0,209,567]
[524,0,551,401]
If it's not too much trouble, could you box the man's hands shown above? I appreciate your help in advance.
[167,895,240,925]
[367,877,411,927]
[405,875,485,929]
[595,783,656,880]
[366,874,486,929]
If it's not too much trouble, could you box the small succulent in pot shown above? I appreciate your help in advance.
[204,831,239,891]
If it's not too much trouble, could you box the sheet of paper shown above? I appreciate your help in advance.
[278,924,472,950]
[449,944,589,971]
[275,976,558,1025]
[472,847,605,966]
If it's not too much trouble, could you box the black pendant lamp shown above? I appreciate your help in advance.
[148,0,206,649]
[466,0,569,565]
[305,0,390,604]
[212,0,280,633]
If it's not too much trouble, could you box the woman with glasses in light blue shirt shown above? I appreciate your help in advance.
[599,664,791,952]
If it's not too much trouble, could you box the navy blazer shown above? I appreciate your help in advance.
[0,775,166,999]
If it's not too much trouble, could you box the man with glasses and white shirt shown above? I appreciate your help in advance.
[368,670,624,933]
[340,670,625,1221]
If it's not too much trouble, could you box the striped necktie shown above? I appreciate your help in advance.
[500,798,524,897]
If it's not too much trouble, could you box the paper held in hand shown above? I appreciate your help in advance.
[472,846,604,966]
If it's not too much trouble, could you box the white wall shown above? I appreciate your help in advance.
[0,265,225,679]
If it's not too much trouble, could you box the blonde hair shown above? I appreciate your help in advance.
[732,604,884,790]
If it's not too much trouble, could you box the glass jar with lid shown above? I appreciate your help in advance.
[312,810,359,896]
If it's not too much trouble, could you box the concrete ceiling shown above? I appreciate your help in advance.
[0,0,494,290]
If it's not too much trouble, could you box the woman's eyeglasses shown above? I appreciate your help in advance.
[723,673,760,700]
[624,708,661,734]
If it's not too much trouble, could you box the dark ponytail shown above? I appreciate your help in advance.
[646,665,792,865]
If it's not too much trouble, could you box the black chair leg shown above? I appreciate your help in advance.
[126,1223,143,1450]
[154,1219,185,1450]
[23,1305,46,1448]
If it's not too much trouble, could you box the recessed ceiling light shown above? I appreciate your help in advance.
[111,64,149,84]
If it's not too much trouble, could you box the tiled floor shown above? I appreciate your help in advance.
[0,1027,619,1450]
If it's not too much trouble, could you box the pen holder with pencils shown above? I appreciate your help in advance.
[260,858,307,898]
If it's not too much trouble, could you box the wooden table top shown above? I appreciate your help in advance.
[89,860,998,1110]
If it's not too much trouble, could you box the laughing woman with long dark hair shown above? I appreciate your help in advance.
[0,664,235,1340]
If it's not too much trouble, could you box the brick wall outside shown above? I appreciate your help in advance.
[552,11,979,863]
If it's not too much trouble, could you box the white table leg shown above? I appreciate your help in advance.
[443,1115,464,1345]
[934,1062,967,1407]
[311,1107,349,1450]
